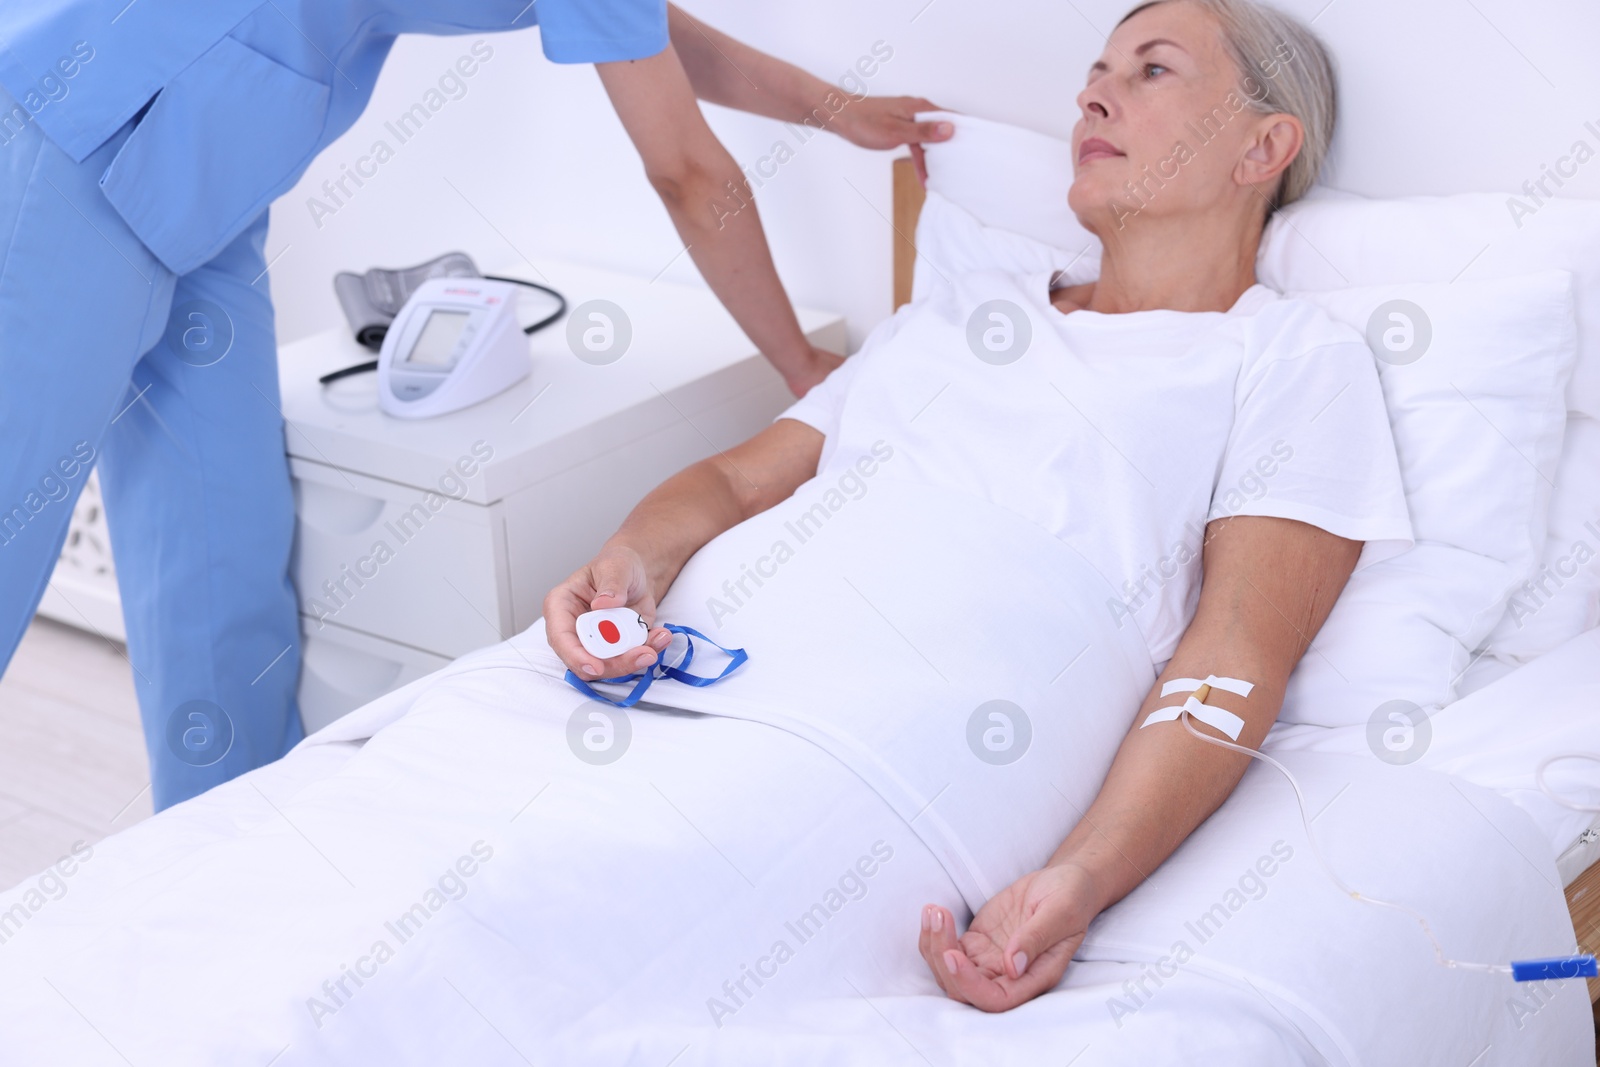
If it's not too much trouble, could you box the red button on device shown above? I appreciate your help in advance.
[598,619,621,644]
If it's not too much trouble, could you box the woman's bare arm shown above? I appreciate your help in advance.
[606,418,825,604]
[543,418,823,678]
[1050,514,1360,905]
[920,513,1361,1010]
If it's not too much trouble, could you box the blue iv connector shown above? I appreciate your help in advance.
[1510,955,1598,982]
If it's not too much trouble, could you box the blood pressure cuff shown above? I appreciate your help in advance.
[334,252,481,351]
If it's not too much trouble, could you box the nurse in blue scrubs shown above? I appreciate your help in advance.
[0,1,950,810]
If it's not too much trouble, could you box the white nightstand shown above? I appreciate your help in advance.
[278,260,844,732]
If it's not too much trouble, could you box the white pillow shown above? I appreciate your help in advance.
[1291,275,1575,577]
[1258,193,1600,425]
[1276,274,1577,725]
[1476,413,1600,665]
[911,111,1092,279]
[914,109,1600,422]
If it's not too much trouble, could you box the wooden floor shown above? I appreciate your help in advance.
[0,616,151,893]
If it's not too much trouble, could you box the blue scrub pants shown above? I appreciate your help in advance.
[0,89,304,810]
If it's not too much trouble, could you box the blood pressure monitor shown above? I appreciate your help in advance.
[376,277,530,418]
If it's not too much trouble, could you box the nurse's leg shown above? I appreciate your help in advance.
[0,91,175,675]
[96,210,304,811]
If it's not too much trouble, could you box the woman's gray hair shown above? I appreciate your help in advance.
[1117,0,1337,212]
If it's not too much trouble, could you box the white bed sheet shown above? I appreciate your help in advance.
[1265,625,1600,880]
[0,619,1593,1065]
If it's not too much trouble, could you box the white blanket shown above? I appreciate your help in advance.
[0,483,1590,1065]
[323,476,1159,912]
[639,474,1159,908]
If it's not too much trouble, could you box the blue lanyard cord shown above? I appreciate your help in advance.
[564,624,748,708]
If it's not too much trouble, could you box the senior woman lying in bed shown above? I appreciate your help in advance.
[542,0,1410,1014]
[0,0,1420,1059]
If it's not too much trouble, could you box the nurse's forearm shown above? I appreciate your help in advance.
[596,48,816,384]
[667,4,839,127]
[654,158,814,380]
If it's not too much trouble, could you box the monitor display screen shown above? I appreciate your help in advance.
[404,309,471,368]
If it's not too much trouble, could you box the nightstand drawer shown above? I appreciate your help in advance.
[289,458,506,659]
[298,615,450,735]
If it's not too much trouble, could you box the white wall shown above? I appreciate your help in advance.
[264,0,1600,352]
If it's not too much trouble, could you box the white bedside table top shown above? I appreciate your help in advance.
[277,259,845,504]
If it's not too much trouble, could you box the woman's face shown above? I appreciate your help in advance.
[1068,1,1291,231]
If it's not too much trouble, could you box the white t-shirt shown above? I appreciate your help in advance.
[775,269,1415,667]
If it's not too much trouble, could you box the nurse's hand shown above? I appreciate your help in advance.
[543,546,674,680]
[918,861,1100,1012]
[835,96,953,153]
[783,345,845,398]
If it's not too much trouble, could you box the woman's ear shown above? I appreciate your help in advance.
[1236,114,1305,200]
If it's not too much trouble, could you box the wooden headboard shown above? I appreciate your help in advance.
[891,156,925,312]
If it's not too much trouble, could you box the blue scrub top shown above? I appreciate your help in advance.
[0,0,668,274]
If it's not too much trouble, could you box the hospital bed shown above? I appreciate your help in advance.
[5,124,1600,1067]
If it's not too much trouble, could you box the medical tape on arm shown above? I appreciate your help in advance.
[1138,675,1253,741]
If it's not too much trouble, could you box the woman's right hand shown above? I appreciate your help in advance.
[543,544,675,680]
